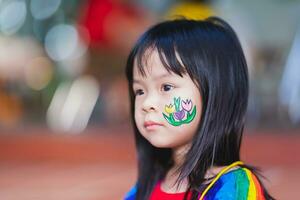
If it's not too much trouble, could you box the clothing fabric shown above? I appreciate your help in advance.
[203,167,265,200]
[124,167,265,200]
[149,180,192,200]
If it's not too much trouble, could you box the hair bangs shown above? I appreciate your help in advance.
[133,28,188,78]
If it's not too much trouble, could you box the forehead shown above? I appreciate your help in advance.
[133,49,171,80]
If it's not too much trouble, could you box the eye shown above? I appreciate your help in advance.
[134,89,144,96]
[162,84,174,92]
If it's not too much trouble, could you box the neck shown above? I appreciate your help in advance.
[162,144,234,193]
[172,143,192,167]
[160,143,191,193]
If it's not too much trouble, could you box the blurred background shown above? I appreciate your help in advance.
[0,0,299,199]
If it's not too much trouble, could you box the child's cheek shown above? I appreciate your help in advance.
[162,96,197,127]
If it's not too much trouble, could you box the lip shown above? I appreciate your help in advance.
[144,121,164,129]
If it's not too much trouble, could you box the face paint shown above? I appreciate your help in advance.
[162,97,196,126]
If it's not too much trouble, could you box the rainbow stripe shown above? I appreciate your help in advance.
[124,167,266,200]
[204,168,265,200]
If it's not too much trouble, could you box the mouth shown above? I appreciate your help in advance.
[144,121,164,129]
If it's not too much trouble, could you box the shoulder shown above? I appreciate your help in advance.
[124,185,137,200]
[205,167,265,200]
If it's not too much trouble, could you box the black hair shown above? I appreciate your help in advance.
[126,17,274,200]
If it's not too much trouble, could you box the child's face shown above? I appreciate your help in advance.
[133,49,202,149]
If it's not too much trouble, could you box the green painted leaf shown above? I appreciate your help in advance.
[183,106,196,124]
[174,97,181,112]
[168,113,183,126]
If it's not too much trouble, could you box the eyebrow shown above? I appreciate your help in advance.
[133,73,173,84]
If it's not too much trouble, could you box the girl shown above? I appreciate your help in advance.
[124,17,274,200]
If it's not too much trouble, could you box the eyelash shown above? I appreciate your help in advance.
[161,84,174,92]
[133,84,174,96]
[134,89,144,96]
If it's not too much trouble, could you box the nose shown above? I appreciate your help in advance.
[142,92,159,113]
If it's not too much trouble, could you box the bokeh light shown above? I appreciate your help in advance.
[24,57,54,91]
[45,24,88,77]
[30,0,61,20]
[46,75,100,133]
[0,0,26,35]
[0,36,44,81]
[45,24,79,62]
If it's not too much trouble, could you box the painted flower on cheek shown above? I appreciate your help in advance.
[165,104,175,114]
[182,99,192,112]
[174,109,185,121]
[174,97,181,112]
[162,97,197,126]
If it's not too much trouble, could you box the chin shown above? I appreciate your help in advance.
[151,142,170,148]
[144,136,168,148]
[147,138,178,149]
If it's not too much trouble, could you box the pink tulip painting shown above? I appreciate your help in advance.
[182,99,192,112]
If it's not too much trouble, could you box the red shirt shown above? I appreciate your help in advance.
[149,181,192,200]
